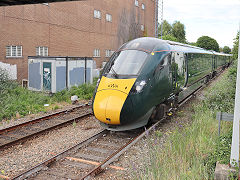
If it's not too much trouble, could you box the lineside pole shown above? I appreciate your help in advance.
[230,25,240,167]
[160,0,163,39]
[155,0,158,38]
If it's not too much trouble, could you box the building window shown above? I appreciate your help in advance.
[6,45,22,57]
[141,25,144,31]
[36,46,48,56]
[142,3,145,10]
[93,49,100,57]
[105,50,112,57]
[135,0,139,6]
[106,14,112,22]
[94,10,101,19]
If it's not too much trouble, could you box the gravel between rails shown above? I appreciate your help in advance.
[0,115,104,177]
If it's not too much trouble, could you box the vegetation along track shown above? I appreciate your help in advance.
[0,103,92,149]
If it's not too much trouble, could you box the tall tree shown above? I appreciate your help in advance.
[162,34,177,42]
[172,21,186,43]
[158,20,172,37]
[196,36,219,52]
[232,31,239,59]
[158,20,186,43]
[222,46,231,54]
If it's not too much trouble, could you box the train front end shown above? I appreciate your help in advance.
[93,39,156,131]
[93,76,136,127]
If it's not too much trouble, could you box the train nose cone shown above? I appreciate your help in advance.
[93,76,136,125]
[93,90,128,124]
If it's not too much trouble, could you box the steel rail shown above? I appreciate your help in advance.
[12,129,108,180]
[0,103,89,135]
[0,104,92,149]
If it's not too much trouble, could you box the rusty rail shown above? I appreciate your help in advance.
[0,103,92,149]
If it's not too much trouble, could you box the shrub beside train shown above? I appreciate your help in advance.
[92,37,232,131]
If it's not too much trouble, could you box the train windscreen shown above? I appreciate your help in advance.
[106,50,148,76]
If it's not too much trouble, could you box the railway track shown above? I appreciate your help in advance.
[12,120,161,180]
[0,103,92,149]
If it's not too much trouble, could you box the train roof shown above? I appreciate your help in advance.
[164,40,212,54]
[165,40,232,56]
[123,37,231,56]
[120,37,167,53]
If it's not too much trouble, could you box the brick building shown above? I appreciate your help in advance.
[0,0,156,82]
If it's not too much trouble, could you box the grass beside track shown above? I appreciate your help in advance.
[136,63,237,180]
[0,69,97,121]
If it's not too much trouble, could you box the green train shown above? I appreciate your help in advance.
[93,37,232,131]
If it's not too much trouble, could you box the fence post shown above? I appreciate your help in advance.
[230,25,240,167]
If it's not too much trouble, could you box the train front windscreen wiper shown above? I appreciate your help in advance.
[110,67,119,78]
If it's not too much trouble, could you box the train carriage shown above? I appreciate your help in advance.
[93,37,232,131]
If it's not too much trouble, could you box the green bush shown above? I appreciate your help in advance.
[203,63,237,113]
[52,80,97,102]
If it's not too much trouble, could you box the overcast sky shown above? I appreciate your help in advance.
[159,0,240,48]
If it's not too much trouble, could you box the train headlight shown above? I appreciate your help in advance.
[133,80,146,93]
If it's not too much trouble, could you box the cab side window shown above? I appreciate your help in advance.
[154,54,171,76]
[161,54,170,66]
[157,54,170,69]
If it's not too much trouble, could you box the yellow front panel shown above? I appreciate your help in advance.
[93,76,136,125]
[94,90,127,124]
[97,76,136,94]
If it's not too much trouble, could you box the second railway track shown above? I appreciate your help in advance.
[0,103,92,149]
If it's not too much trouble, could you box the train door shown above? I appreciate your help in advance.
[152,53,172,103]
[171,52,187,93]
[43,62,52,91]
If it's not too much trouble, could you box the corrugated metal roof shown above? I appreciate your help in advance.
[0,0,85,6]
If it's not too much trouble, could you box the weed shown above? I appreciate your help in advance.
[155,131,163,138]
[72,121,77,128]
[177,110,184,117]
[53,105,60,110]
